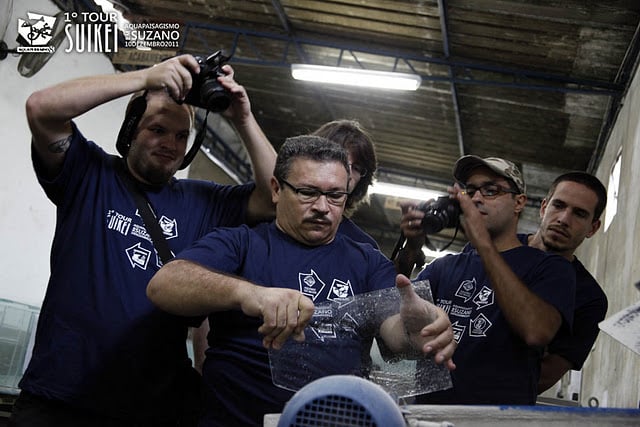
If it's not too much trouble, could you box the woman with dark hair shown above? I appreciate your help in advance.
[312,119,379,248]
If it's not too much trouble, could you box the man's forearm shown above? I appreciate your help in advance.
[147,258,316,350]
[477,243,561,347]
[28,71,147,132]
[235,113,277,223]
[27,54,201,145]
[147,259,249,316]
[26,71,150,177]
[236,114,275,189]
[538,353,572,393]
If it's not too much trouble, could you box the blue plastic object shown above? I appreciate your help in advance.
[277,374,406,427]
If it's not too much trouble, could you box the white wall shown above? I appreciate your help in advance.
[577,59,640,409]
[0,0,127,307]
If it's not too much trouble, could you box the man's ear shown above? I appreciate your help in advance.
[586,219,602,239]
[514,193,528,214]
[271,177,281,204]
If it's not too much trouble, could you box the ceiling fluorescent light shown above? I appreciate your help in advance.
[369,182,443,202]
[291,64,421,91]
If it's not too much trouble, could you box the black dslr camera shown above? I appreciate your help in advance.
[184,51,232,112]
[418,196,461,234]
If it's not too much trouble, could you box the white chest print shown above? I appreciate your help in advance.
[158,215,178,239]
[299,269,326,301]
[473,286,494,309]
[328,279,354,301]
[126,242,151,270]
[470,313,492,337]
[452,321,467,344]
[455,277,477,302]
[107,209,132,236]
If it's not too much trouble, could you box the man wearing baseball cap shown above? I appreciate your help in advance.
[401,155,576,405]
[452,155,526,194]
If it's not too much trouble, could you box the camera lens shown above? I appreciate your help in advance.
[419,197,460,234]
[422,213,449,234]
[199,79,231,112]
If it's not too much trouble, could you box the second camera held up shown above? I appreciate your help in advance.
[418,196,460,234]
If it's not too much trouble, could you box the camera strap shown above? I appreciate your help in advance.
[423,224,460,253]
[181,109,209,170]
[113,156,174,264]
[391,225,460,276]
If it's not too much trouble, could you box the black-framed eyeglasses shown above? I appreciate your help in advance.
[463,183,520,199]
[349,163,368,177]
[280,179,349,205]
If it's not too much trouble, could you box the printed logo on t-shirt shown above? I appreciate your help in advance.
[126,242,151,270]
[469,313,492,337]
[130,210,178,240]
[327,279,354,301]
[451,321,466,344]
[437,299,452,314]
[309,311,359,342]
[310,306,338,341]
[131,223,151,241]
[472,286,494,309]
[299,270,327,301]
[455,278,477,302]
[107,210,132,236]
[450,304,473,318]
[158,215,178,239]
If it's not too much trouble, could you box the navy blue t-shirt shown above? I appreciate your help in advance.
[175,222,397,427]
[554,258,607,368]
[21,123,254,421]
[517,234,608,369]
[415,244,575,405]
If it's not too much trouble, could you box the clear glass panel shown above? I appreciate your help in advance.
[269,281,452,400]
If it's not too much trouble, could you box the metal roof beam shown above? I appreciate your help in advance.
[181,21,624,96]
[438,0,465,157]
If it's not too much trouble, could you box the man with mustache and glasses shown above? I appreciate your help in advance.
[146,135,457,426]
[398,155,575,405]
[191,119,383,374]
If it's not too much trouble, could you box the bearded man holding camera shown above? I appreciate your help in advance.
[11,54,276,427]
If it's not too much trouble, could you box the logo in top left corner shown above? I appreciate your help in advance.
[17,12,57,53]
